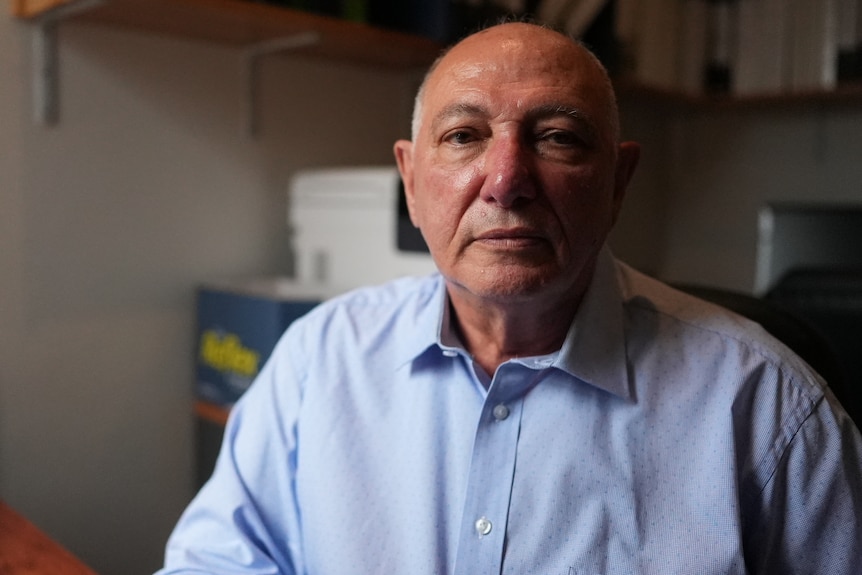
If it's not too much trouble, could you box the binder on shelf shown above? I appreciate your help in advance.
[858,0,862,79]
[531,0,615,69]
[837,0,862,82]
[704,0,737,94]
[536,0,576,27]
[368,0,516,43]
[563,0,610,37]
[733,0,788,95]
[489,0,527,15]
[580,1,621,73]
[614,0,641,77]
[789,0,838,92]
[677,0,709,94]
[633,0,683,90]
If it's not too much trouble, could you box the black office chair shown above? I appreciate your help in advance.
[765,269,862,429]
[674,283,857,427]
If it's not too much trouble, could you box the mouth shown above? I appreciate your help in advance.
[473,227,546,249]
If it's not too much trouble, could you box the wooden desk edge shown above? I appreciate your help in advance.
[0,501,99,574]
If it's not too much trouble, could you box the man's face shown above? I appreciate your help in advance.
[395,24,638,305]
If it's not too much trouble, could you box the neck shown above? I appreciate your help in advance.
[447,286,582,377]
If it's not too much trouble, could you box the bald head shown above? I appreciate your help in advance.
[392,18,640,328]
[411,23,620,144]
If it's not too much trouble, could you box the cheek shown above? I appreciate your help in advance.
[554,170,616,240]
[566,163,615,206]
[415,164,482,238]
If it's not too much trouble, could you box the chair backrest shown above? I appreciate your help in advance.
[765,269,862,428]
[674,283,857,427]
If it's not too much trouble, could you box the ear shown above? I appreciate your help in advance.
[393,139,420,227]
[611,141,640,226]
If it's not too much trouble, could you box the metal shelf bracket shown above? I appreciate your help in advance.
[241,32,320,138]
[30,0,105,126]
[27,3,319,133]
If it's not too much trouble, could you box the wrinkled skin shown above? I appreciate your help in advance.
[394,23,640,374]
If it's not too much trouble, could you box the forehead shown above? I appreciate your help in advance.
[422,25,607,121]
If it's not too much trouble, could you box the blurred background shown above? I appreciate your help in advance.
[2,1,861,572]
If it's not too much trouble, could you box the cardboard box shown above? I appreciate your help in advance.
[195,278,329,407]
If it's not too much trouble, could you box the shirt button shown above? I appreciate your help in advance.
[475,516,492,537]
[492,404,509,421]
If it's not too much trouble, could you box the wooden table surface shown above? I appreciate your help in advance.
[0,501,97,574]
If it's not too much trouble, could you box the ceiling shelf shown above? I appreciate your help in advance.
[11,0,444,69]
[11,0,862,117]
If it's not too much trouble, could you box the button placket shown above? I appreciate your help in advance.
[453,366,533,575]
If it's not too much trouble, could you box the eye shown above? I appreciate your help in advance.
[533,127,593,162]
[442,129,479,146]
[538,129,582,147]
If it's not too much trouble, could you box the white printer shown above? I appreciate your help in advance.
[289,166,437,290]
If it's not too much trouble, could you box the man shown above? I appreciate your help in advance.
[158,23,862,574]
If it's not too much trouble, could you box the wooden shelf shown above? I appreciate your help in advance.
[616,78,862,112]
[11,0,444,69]
[12,1,861,110]
[703,82,862,111]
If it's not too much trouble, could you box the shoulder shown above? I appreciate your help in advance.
[612,259,834,443]
[615,260,821,382]
[301,273,442,329]
[275,273,444,364]
[610,262,855,490]
[616,261,763,338]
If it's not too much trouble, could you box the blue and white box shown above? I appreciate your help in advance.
[195,279,328,407]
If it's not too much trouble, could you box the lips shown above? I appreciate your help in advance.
[473,227,546,247]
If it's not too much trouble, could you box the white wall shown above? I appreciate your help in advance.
[609,99,673,277]
[0,15,414,575]
[613,99,862,292]
[659,105,862,291]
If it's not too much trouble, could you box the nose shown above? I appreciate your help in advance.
[479,133,536,208]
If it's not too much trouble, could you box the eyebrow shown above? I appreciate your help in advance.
[529,103,585,120]
[429,102,597,138]
[526,104,598,141]
[429,103,489,133]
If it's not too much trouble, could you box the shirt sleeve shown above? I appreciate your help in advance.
[155,330,307,575]
[745,389,862,574]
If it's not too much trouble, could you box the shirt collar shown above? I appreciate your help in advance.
[393,274,450,367]
[402,247,633,402]
[553,245,632,401]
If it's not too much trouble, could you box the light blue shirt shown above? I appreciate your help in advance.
[158,247,862,574]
